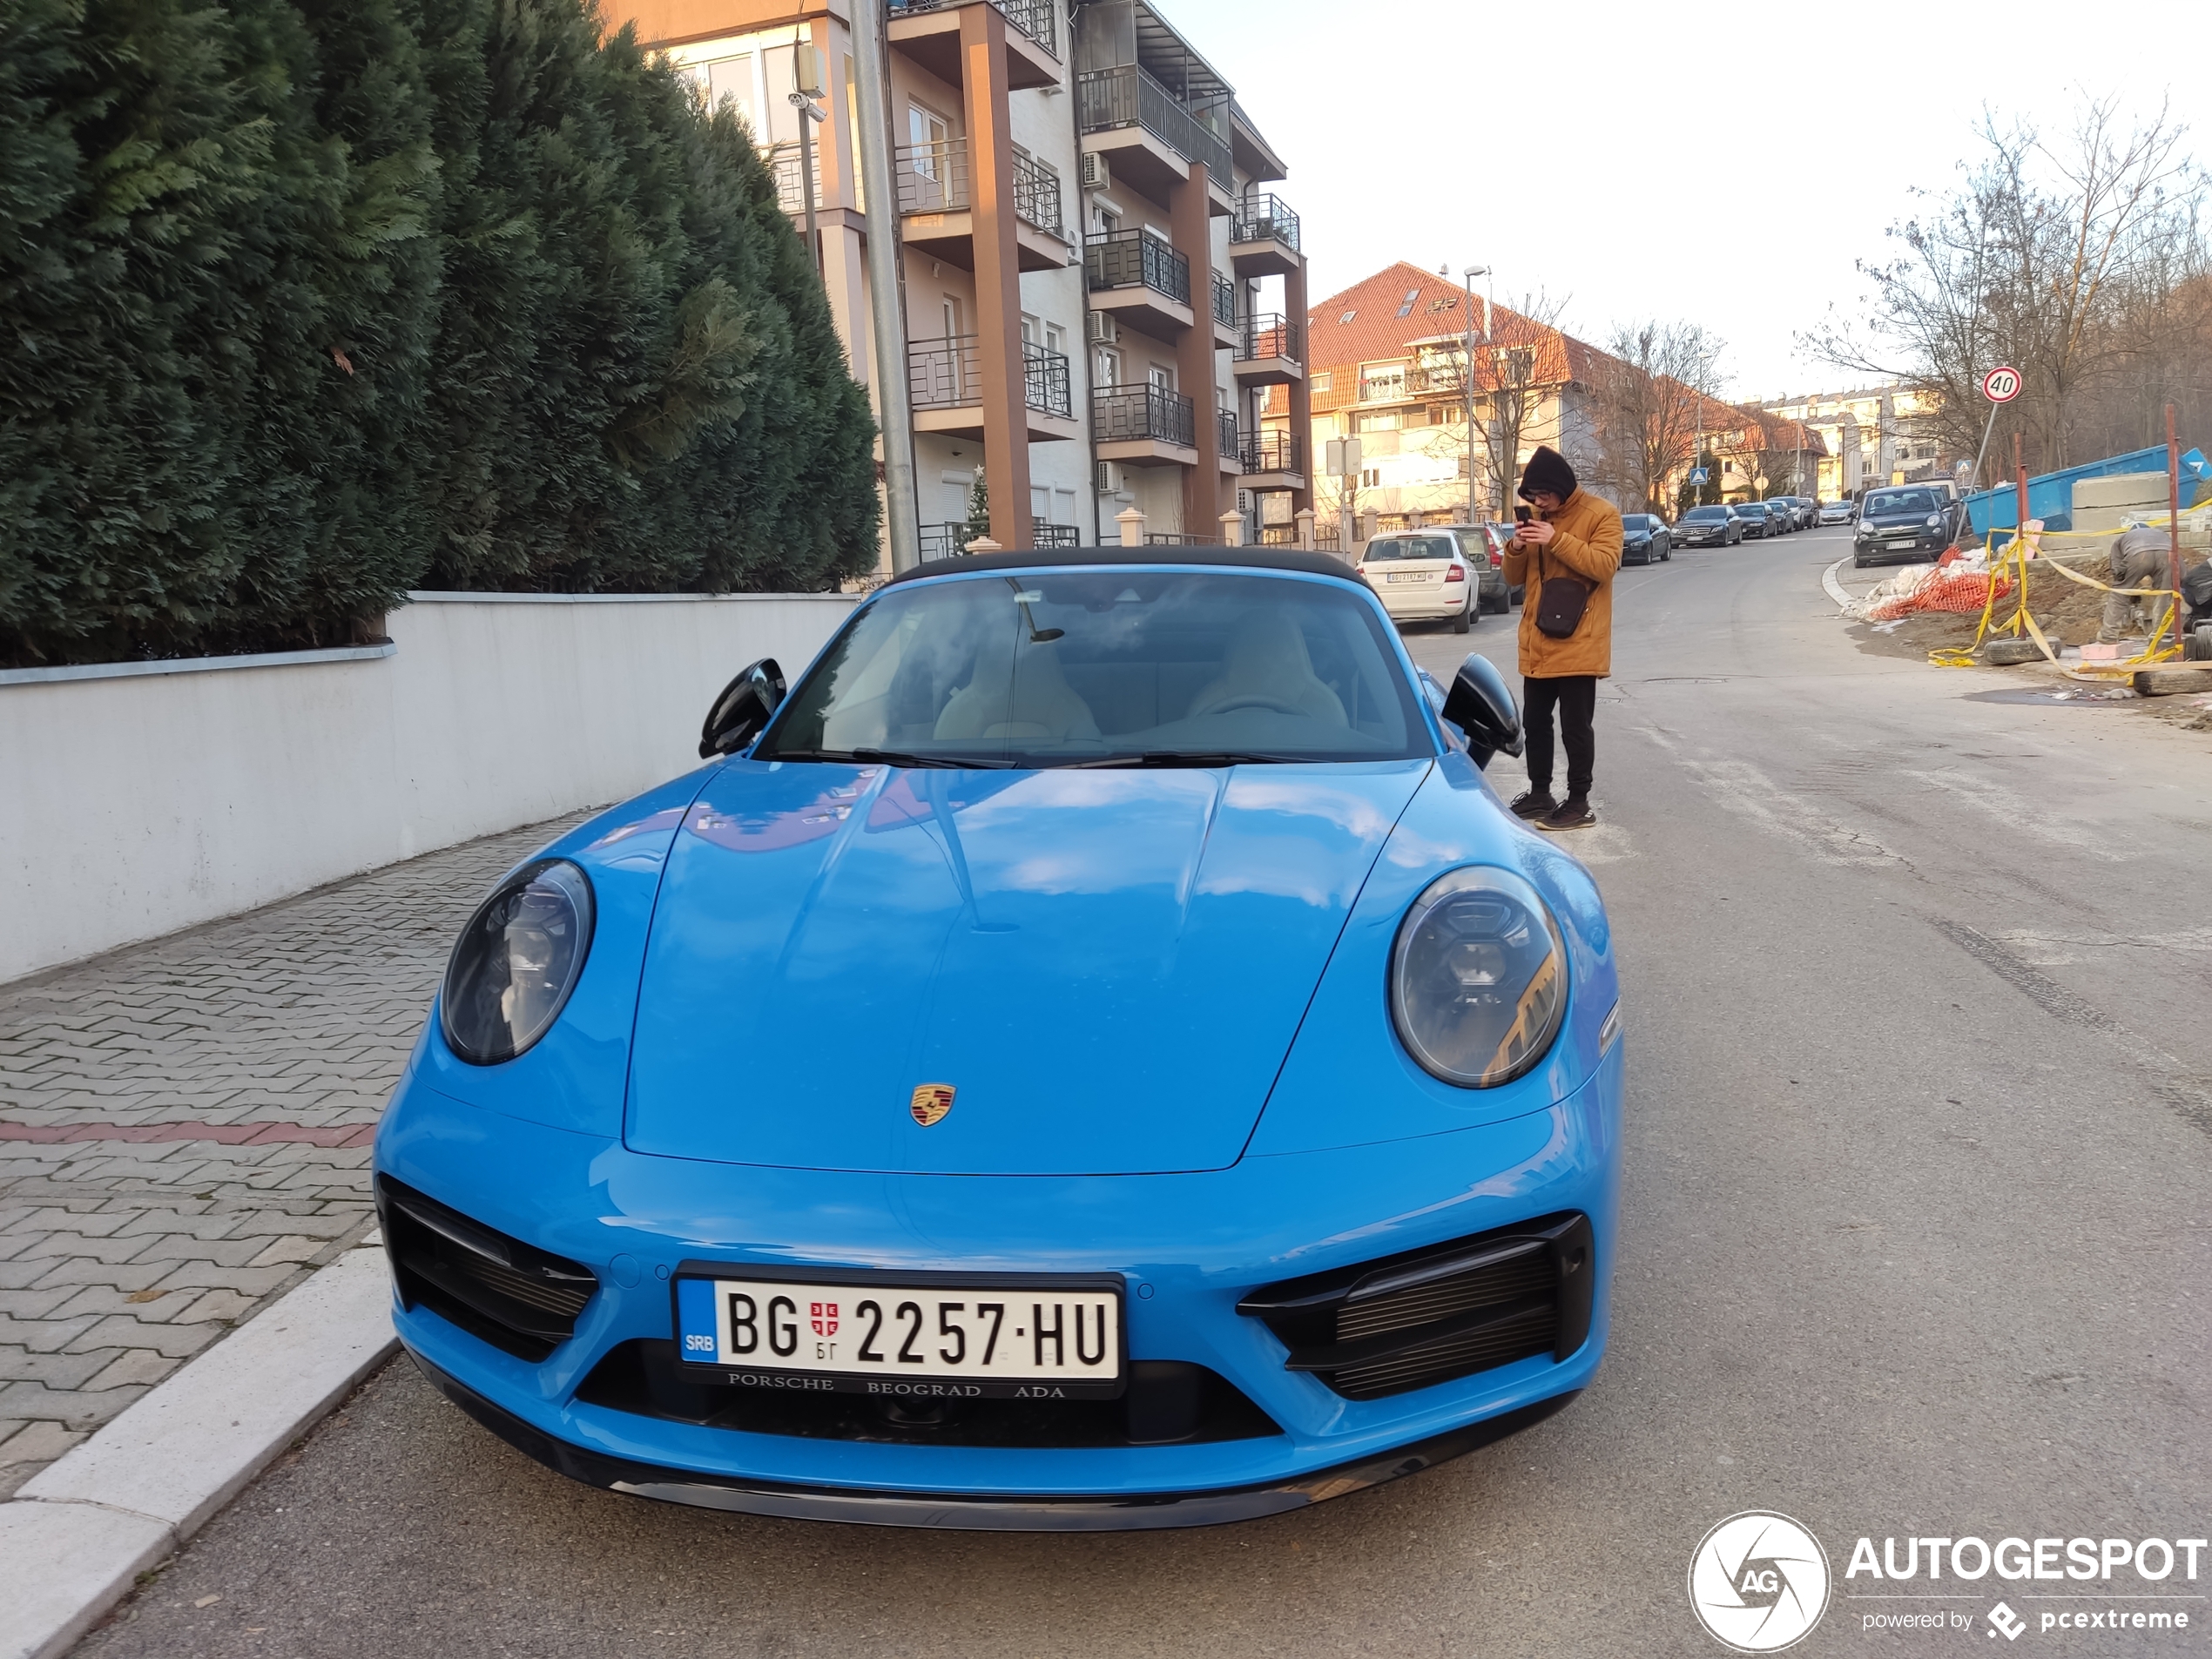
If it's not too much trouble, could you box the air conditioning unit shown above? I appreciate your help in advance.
[1095,461,1124,495]
[1080,151,1111,192]
[1085,311,1118,346]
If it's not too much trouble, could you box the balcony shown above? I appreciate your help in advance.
[1228,193,1302,275]
[1238,431,1305,490]
[1217,408,1241,473]
[887,0,1060,92]
[907,335,1080,441]
[896,139,1069,272]
[1076,63,1234,199]
[765,144,824,218]
[1093,382,1196,464]
[1084,228,1193,338]
[1232,313,1305,386]
[1210,271,1238,347]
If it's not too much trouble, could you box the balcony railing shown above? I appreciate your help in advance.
[910,335,1073,418]
[1012,149,1064,238]
[1238,313,1304,363]
[895,138,969,213]
[1084,229,1190,307]
[919,521,977,558]
[1093,383,1195,448]
[890,0,1055,56]
[765,144,822,216]
[1033,521,1081,549]
[1241,432,1304,475]
[1076,64,1233,181]
[1023,340,1072,417]
[1217,409,1240,457]
[1231,193,1301,253]
[1211,273,1237,330]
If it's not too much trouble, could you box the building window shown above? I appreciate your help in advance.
[1354,409,1400,432]
[1311,371,1332,394]
[1339,309,1356,323]
[1394,288,1420,318]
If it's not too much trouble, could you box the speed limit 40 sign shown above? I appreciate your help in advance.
[1982,365,2022,402]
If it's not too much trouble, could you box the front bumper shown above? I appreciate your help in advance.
[375,1047,1623,1527]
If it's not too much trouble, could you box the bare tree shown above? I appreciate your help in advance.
[1413,289,1573,519]
[1588,320,1727,513]
[1803,95,2205,475]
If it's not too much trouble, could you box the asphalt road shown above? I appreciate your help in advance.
[78,529,2210,1658]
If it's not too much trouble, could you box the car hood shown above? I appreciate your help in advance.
[624,759,1430,1176]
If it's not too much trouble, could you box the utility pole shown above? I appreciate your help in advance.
[789,43,826,279]
[850,0,921,571]
[1461,266,1489,523]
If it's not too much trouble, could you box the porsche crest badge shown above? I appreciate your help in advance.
[909,1083,955,1127]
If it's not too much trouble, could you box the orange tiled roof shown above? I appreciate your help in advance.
[1304,261,1607,405]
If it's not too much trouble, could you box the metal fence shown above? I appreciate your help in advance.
[1093,383,1195,448]
[1023,341,1072,418]
[1230,193,1301,252]
[1144,532,1211,546]
[894,138,969,213]
[1238,313,1304,363]
[1211,272,1238,330]
[1012,151,1063,238]
[765,144,821,216]
[1033,522,1081,549]
[1075,64,1233,180]
[1083,229,1190,305]
[909,337,983,408]
[1217,408,1240,458]
[1240,432,1304,476]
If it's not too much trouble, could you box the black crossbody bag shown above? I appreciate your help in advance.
[1533,546,1592,639]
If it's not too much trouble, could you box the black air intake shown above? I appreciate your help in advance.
[1238,1212,1594,1400]
[377,1176,597,1362]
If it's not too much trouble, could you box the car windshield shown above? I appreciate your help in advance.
[1865,490,1935,515]
[758,570,1429,767]
[1684,506,1730,521]
[1363,535,1457,563]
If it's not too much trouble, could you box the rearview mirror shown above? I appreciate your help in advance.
[1440,653,1523,767]
[698,658,786,758]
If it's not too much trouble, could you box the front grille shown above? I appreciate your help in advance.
[377,1176,598,1362]
[1238,1212,1594,1400]
[576,1341,1280,1449]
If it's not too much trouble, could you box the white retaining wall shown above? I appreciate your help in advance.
[0,591,859,984]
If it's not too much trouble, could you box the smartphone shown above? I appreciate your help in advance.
[1514,505,1533,524]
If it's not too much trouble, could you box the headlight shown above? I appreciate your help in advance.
[1390,867,1568,1088]
[440,859,597,1065]
[1925,513,1943,529]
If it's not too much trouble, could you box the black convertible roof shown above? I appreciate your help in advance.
[882,545,1361,586]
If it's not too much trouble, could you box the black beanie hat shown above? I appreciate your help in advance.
[1517,445,1577,502]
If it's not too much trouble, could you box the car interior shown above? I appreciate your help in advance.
[769,573,1426,764]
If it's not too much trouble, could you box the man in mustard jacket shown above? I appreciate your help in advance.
[1499,446,1622,831]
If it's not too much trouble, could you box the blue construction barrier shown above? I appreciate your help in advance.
[1964,445,2209,537]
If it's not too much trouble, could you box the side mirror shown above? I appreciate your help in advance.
[1439,653,1523,767]
[698,658,786,759]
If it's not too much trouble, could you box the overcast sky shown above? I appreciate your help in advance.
[1168,0,2212,402]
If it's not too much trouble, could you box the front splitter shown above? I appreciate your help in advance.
[408,1346,1578,1532]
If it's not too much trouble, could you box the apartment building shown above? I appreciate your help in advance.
[1764,385,1941,497]
[1280,262,1608,537]
[602,0,1310,565]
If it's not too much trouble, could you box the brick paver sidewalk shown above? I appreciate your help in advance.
[0,814,589,1495]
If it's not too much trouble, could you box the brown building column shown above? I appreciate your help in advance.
[959,5,1030,550]
[1284,253,1312,517]
[1171,164,1221,535]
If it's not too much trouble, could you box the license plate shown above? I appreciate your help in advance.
[1385,570,1429,583]
[674,1271,1124,1399]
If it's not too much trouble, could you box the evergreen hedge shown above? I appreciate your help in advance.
[0,0,878,668]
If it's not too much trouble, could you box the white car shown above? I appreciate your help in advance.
[1355,532,1479,633]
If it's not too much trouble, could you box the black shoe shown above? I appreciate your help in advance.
[1536,796,1596,832]
[1509,789,1557,819]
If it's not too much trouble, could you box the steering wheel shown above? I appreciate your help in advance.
[1190,692,1307,718]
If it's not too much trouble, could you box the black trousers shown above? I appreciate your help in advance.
[1522,674,1596,798]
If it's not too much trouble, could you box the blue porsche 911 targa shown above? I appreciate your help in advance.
[375,545,1623,1530]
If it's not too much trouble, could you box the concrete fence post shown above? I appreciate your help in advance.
[1218,510,1244,547]
[1116,507,1146,548]
[1296,508,1315,550]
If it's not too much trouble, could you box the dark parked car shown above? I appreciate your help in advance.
[1674,505,1743,546]
[1757,500,1796,535]
[1729,502,1773,540]
[1622,514,1672,564]
[1853,486,1957,565]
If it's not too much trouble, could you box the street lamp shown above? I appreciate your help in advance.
[1463,266,1493,520]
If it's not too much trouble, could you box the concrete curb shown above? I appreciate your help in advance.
[0,1241,396,1659]
[1823,554,1855,610]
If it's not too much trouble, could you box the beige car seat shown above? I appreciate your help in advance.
[933,644,1102,743]
[1186,609,1347,725]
